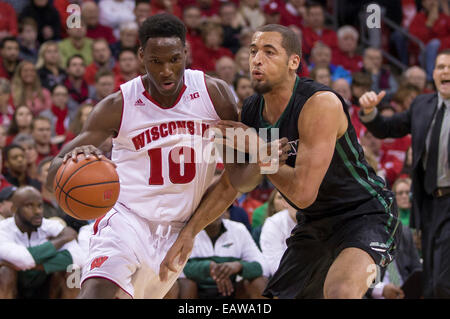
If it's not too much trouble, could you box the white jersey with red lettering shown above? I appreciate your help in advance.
[112,69,220,223]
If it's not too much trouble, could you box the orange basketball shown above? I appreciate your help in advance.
[53,156,120,220]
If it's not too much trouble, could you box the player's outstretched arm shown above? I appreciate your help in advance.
[45,91,123,193]
[267,91,348,209]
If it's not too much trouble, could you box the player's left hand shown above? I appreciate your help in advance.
[159,229,194,282]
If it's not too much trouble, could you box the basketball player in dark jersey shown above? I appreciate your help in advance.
[212,24,400,298]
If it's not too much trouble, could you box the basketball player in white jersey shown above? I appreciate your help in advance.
[45,14,244,298]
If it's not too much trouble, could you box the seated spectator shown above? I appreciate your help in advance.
[309,43,352,84]
[263,2,283,26]
[393,177,413,228]
[409,0,450,81]
[0,2,18,40]
[260,205,297,277]
[301,1,338,59]
[6,105,34,146]
[251,189,289,230]
[151,0,183,19]
[288,25,309,78]
[0,186,84,299]
[367,224,422,299]
[0,124,7,150]
[90,70,116,105]
[0,186,15,220]
[332,25,363,73]
[64,103,94,145]
[3,144,41,189]
[402,66,428,93]
[36,41,66,91]
[11,61,52,116]
[31,116,59,165]
[238,27,254,49]
[280,0,306,29]
[40,84,70,144]
[82,1,116,45]
[99,0,136,40]
[183,5,205,57]
[0,37,20,80]
[331,77,364,134]
[191,22,234,73]
[63,55,95,122]
[195,0,221,18]
[215,56,238,102]
[236,0,265,31]
[110,21,139,60]
[234,47,250,78]
[12,133,39,180]
[391,83,421,112]
[310,65,331,87]
[114,49,139,90]
[182,213,269,299]
[0,78,14,128]
[52,0,70,39]
[362,47,399,102]
[84,39,115,86]
[134,0,152,27]
[17,18,39,64]
[219,2,243,55]
[58,23,93,68]
[19,0,61,44]
[234,75,254,112]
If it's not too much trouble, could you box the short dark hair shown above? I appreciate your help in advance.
[256,24,302,59]
[436,49,450,61]
[32,116,51,130]
[95,68,115,83]
[306,1,324,10]
[67,54,85,68]
[50,83,67,94]
[233,75,251,91]
[3,143,24,162]
[138,13,186,48]
[0,36,18,49]
[351,72,372,89]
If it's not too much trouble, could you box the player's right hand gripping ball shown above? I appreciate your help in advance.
[54,156,120,220]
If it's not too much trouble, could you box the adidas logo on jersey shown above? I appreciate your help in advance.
[135,98,145,106]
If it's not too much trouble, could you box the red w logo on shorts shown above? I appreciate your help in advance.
[90,256,109,270]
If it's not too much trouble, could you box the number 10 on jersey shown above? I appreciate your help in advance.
[147,146,196,185]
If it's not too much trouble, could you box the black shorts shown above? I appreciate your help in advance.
[263,191,401,299]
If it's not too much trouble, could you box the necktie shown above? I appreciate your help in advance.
[387,260,402,287]
[424,103,446,194]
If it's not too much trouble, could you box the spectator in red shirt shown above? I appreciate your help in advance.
[280,0,306,29]
[349,72,373,139]
[134,0,152,27]
[151,0,183,19]
[31,116,59,165]
[0,37,20,80]
[301,2,338,59]
[191,22,233,73]
[263,2,283,26]
[114,49,139,90]
[409,0,450,81]
[40,84,70,142]
[0,78,14,128]
[0,2,18,41]
[82,1,117,45]
[182,5,205,57]
[84,38,115,86]
[332,25,363,74]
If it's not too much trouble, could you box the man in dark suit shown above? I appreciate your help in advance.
[358,49,450,298]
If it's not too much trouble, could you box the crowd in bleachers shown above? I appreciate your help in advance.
[0,0,446,299]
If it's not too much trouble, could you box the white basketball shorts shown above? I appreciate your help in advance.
[80,203,187,298]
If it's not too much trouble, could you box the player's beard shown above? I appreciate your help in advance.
[252,79,273,94]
